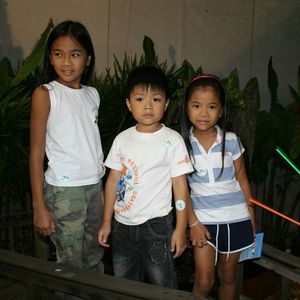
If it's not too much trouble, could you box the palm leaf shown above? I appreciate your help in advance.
[11,19,53,87]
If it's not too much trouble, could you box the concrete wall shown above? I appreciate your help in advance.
[1,0,299,110]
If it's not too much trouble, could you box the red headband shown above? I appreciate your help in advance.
[190,74,220,84]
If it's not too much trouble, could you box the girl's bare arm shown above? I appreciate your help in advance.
[29,86,55,236]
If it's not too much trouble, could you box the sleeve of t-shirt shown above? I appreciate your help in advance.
[168,132,194,177]
[230,133,245,160]
[104,136,123,171]
[90,86,100,108]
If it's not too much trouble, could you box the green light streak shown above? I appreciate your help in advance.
[276,146,300,175]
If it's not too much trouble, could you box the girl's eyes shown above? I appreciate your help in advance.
[191,104,218,109]
[52,52,81,57]
[53,52,62,57]
[72,52,81,57]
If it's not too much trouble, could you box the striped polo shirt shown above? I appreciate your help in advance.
[188,126,250,225]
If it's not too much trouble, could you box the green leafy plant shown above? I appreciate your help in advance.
[0,20,53,215]
[251,57,300,250]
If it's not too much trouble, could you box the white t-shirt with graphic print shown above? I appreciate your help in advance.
[105,125,194,225]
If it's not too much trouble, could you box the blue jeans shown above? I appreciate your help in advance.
[112,212,177,288]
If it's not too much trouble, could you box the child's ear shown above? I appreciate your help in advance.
[165,99,169,111]
[126,98,131,111]
[219,108,223,118]
[86,56,91,66]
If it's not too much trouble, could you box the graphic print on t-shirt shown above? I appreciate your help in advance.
[115,159,139,213]
[116,166,133,205]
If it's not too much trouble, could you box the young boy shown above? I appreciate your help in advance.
[98,66,193,288]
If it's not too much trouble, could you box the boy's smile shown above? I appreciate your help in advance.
[126,85,169,133]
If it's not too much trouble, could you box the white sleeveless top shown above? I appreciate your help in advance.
[44,81,105,186]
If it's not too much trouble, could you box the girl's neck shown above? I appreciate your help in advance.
[56,78,82,89]
[193,126,217,153]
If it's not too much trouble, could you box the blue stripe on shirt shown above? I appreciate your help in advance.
[211,138,241,156]
[191,141,202,155]
[188,171,209,183]
[192,191,245,209]
[213,166,235,181]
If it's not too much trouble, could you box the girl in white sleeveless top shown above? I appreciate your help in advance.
[29,20,105,274]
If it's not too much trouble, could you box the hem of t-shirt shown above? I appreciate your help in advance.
[199,216,251,225]
[104,162,122,171]
[114,209,172,226]
[45,177,100,187]
[172,166,194,177]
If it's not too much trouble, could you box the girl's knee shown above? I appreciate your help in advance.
[218,270,236,285]
[195,274,214,293]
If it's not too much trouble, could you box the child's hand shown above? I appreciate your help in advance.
[190,223,211,248]
[170,228,186,259]
[98,222,111,248]
[34,205,55,236]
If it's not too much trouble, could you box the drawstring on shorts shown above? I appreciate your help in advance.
[226,223,230,261]
[215,224,219,265]
[214,223,231,265]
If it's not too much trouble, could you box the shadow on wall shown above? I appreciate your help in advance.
[220,2,300,111]
[0,0,23,69]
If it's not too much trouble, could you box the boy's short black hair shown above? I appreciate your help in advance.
[126,66,170,99]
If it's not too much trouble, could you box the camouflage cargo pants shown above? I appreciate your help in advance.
[45,181,104,274]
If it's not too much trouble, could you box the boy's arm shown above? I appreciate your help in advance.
[171,174,189,258]
[98,168,120,247]
[29,86,55,236]
[234,155,256,234]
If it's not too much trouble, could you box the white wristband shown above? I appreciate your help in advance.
[189,220,200,228]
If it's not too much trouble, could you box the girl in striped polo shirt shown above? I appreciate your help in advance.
[180,74,256,300]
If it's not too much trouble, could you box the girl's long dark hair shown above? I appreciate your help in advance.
[180,74,231,178]
[41,20,95,85]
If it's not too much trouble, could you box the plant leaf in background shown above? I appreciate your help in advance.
[0,58,14,99]
[223,68,245,108]
[1,19,53,217]
[268,56,279,104]
[251,60,300,249]
[143,35,157,65]
[11,19,53,88]
[287,66,300,159]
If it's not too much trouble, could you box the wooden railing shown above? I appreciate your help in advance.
[0,248,203,300]
[1,213,300,299]
[236,243,300,300]
[254,243,300,299]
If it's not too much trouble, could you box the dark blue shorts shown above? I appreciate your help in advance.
[205,220,254,254]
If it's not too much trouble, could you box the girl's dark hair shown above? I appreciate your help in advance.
[41,20,95,85]
[126,65,170,99]
[180,74,230,178]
